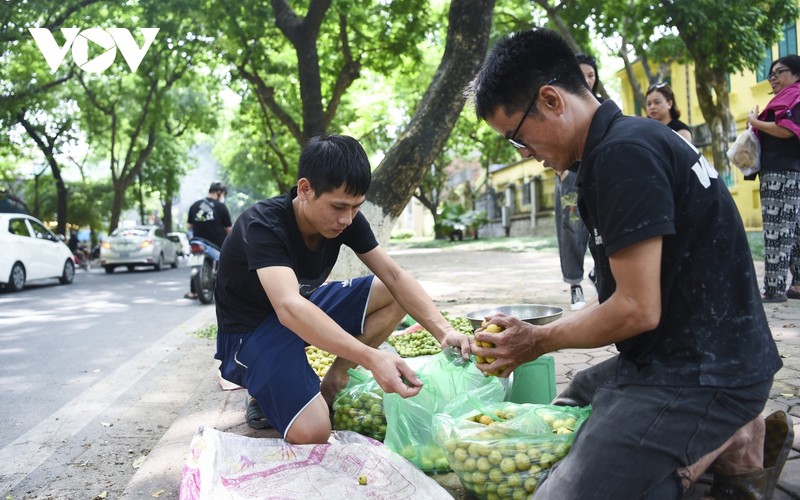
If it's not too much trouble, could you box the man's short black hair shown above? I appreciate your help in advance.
[298,134,371,197]
[467,28,590,121]
[209,181,227,194]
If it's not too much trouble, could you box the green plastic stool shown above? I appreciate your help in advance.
[507,355,557,405]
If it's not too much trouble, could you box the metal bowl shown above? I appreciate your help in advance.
[465,304,564,330]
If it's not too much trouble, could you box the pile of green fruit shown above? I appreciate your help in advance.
[387,312,475,358]
[439,404,589,499]
[387,329,441,357]
[332,379,387,442]
[305,345,336,377]
[447,313,474,335]
[395,443,450,473]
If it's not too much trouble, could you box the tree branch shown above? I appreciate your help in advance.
[237,63,303,141]
[324,14,361,128]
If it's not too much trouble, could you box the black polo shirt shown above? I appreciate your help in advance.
[577,100,781,387]
[215,187,379,334]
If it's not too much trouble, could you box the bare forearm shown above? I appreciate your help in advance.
[750,118,794,139]
[385,270,453,341]
[538,292,659,353]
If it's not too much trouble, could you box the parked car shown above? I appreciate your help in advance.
[167,231,191,257]
[0,213,75,292]
[100,225,179,273]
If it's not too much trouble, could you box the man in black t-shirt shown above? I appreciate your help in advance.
[468,29,789,498]
[214,135,471,445]
[184,182,232,299]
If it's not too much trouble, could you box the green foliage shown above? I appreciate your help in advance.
[193,323,218,340]
[660,0,799,73]
[390,229,415,240]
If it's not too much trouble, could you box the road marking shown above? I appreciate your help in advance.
[0,307,216,493]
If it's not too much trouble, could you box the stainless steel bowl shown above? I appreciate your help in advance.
[465,304,564,330]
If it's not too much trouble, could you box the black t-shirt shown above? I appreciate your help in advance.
[215,187,379,333]
[667,118,691,135]
[760,109,800,173]
[187,197,232,248]
[577,100,781,388]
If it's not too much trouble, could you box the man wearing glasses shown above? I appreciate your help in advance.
[468,28,790,498]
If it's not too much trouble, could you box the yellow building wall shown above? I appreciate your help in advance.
[490,158,556,214]
[615,19,800,231]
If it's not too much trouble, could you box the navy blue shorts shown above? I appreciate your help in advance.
[215,275,375,438]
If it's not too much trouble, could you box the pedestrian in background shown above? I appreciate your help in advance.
[747,54,800,302]
[646,82,693,143]
[552,53,601,310]
[184,181,232,299]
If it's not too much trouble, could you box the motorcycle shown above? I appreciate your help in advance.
[188,238,220,304]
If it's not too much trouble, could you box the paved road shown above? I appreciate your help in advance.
[0,261,218,498]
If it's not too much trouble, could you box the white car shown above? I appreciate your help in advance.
[100,225,179,273]
[0,213,76,292]
[167,231,191,257]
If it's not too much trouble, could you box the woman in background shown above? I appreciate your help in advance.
[646,82,693,143]
[748,54,800,302]
[552,54,598,310]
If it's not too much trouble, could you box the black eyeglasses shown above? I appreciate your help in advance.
[508,77,558,150]
[769,68,791,79]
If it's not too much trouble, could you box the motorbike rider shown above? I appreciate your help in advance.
[184,181,232,299]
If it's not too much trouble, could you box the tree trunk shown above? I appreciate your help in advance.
[109,185,126,232]
[330,0,495,279]
[693,63,734,170]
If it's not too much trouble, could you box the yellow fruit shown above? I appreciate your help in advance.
[488,450,503,465]
[514,452,531,470]
[358,475,367,485]
[485,324,503,333]
[479,414,494,425]
[500,457,517,474]
[524,476,539,493]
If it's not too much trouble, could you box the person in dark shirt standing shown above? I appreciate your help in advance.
[747,55,800,302]
[468,28,789,499]
[184,181,232,299]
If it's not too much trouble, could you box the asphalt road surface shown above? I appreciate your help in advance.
[0,260,217,499]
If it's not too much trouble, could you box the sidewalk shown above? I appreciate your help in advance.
[122,247,800,499]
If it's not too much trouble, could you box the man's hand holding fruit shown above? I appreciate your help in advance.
[473,313,545,377]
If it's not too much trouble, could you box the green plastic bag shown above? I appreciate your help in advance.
[433,402,591,499]
[384,348,505,473]
[332,367,386,442]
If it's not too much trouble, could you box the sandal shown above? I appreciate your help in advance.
[709,410,794,499]
[245,396,272,429]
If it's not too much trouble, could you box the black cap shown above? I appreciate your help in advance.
[209,181,227,194]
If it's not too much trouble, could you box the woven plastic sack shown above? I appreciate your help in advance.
[383,348,505,473]
[179,427,453,499]
[332,367,386,441]
[434,402,591,499]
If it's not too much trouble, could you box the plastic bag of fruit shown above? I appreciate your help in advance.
[383,348,505,473]
[433,402,591,499]
[332,367,387,442]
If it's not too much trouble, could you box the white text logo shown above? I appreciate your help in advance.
[29,27,159,73]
